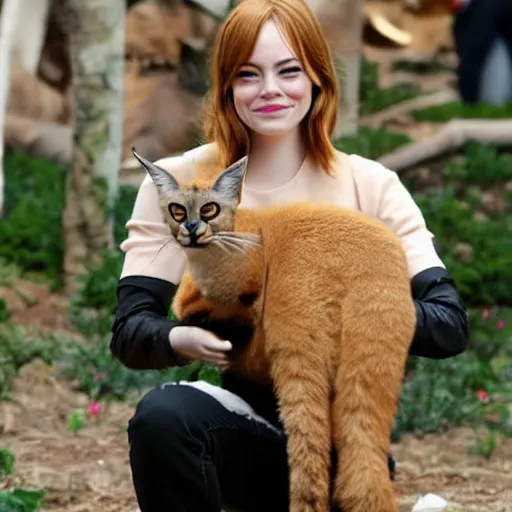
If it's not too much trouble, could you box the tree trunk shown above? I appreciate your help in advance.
[14,0,51,75]
[0,0,22,217]
[307,0,364,138]
[0,0,50,217]
[60,0,125,293]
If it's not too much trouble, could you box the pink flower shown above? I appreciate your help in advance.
[87,402,101,417]
[482,308,491,320]
[497,320,505,329]
[476,389,490,404]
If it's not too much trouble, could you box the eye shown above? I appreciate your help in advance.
[280,66,302,76]
[200,202,220,220]
[169,203,187,222]
[236,69,259,82]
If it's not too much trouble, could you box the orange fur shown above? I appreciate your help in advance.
[146,156,416,512]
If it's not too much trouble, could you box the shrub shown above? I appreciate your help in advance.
[411,144,512,306]
[0,448,46,512]
[412,100,512,122]
[0,152,67,287]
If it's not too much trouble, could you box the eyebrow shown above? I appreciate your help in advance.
[244,57,298,68]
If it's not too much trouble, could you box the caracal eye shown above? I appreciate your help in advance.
[200,202,220,220]
[169,203,187,222]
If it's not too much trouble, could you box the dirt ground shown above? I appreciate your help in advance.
[0,358,511,512]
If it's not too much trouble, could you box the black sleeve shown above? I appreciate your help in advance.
[110,275,185,370]
[111,266,469,369]
[409,266,469,359]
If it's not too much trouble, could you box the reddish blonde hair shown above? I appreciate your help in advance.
[204,0,339,173]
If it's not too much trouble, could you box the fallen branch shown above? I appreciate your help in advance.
[359,88,459,127]
[377,119,512,172]
[9,115,512,184]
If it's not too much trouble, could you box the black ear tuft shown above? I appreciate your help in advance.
[132,147,180,189]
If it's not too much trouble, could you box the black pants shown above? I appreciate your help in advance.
[127,381,396,512]
[453,0,512,103]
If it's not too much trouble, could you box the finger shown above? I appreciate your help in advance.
[201,348,229,363]
[202,338,233,352]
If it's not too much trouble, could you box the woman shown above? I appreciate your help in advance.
[111,1,468,511]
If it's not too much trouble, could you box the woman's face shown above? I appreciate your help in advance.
[231,20,313,137]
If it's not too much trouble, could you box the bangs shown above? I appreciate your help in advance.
[204,0,338,174]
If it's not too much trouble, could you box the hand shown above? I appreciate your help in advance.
[169,325,232,370]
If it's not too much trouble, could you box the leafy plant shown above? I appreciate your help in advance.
[0,151,67,287]
[69,251,125,337]
[0,448,46,512]
[443,143,512,186]
[412,100,512,122]
[411,144,512,306]
[66,410,88,434]
[0,488,47,512]
[114,185,139,246]
[359,58,420,115]
[394,353,506,436]
[333,126,411,160]
[0,449,15,478]
[1,151,138,289]
[68,184,138,337]
[394,307,512,455]
[391,58,454,75]
[56,335,212,400]
[0,299,9,323]
[0,325,64,399]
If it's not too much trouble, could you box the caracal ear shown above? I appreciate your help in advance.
[132,146,180,190]
[211,156,249,201]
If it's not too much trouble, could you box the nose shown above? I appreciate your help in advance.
[260,72,281,98]
[184,221,200,235]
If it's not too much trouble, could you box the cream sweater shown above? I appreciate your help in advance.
[120,143,444,284]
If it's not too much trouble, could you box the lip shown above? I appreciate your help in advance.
[253,105,290,113]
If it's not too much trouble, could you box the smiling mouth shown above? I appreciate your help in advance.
[254,105,290,113]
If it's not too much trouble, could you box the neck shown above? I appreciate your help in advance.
[183,242,263,304]
[244,128,306,190]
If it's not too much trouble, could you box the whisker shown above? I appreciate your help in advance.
[217,237,260,250]
[219,233,261,244]
[212,239,232,254]
[216,231,261,242]
[215,232,261,250]
[216,237,248,254]
[148,237,175,266]
[214,235,258,254]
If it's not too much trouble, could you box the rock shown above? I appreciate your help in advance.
[480,190,507,215]
[411,492,448,511]
[473,211,488,222]
[454,243,473,263]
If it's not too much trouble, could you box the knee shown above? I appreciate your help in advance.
[128,383,199,449]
